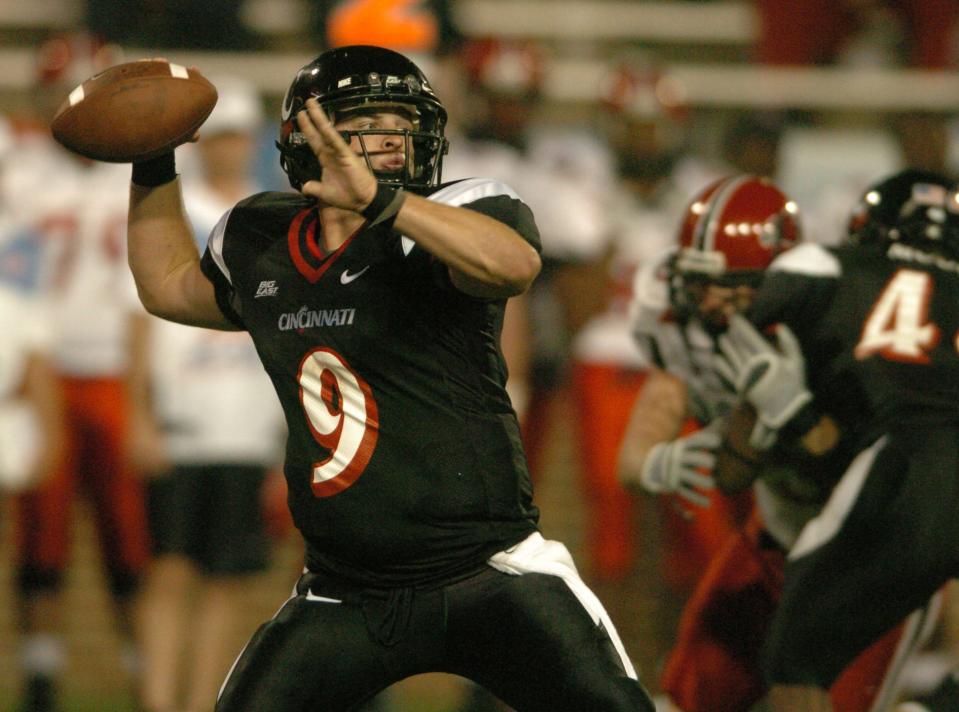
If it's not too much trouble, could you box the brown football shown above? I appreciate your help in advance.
[715,401,765,493]
[51,59,218,163]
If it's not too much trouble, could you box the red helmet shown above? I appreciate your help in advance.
[675,175,801,280]
[461,38,545,98]
[600,55,687,124]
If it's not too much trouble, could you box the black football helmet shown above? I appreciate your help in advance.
[847,169,959,256]
[278,45,449,192]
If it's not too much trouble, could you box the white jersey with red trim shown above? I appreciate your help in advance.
[627,249,735,424]
[0,282,50,400]
[628,248,822,548]
[0,219,53,490]
[4,137,135,377]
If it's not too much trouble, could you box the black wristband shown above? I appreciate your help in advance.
[132,152,177,187]
[360,183,406,226]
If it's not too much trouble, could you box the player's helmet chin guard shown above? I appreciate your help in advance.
[670,175,801,320]
[278,45,449,193]
[848,168,959,258]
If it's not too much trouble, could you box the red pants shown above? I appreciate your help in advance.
[15,376,149,596]
[662,509,921,712]
[569,361,751,583]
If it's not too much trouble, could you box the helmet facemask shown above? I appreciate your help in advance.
[328,101,447,188]
[278,46,450,193]
[670,264,764,336]
[669,174,801,333]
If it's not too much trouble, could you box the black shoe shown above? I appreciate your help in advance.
[899,673,959,712]
[19,674,57,712]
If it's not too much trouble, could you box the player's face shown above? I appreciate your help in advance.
[690,281,757,331]
[335,106,416,177]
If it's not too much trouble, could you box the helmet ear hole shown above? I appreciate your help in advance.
[278,45,449,193]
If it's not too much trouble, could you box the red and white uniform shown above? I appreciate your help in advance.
[4,134,149,594]
[626,249,754,589]
[569,161,732,581]
[630,248,933,711]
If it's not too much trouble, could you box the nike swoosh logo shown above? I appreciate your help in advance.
[305,590,343,604]
[340,265,370,285]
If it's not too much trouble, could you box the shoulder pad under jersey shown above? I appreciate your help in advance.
[769,242,842,278]
[425,177,521,205]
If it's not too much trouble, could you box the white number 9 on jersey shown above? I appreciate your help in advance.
[298,348,380,497]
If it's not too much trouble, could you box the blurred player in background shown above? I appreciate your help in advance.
[127,77,287,712]
[710,169,959,712]
[617,176,794,696]
[0,206,63,513]
[649,172,941,712]
[571,52,726,587]
[1,33,151,712]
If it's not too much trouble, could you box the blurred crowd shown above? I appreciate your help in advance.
[1,1,959,711]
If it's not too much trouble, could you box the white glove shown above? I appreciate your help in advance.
[715,314,813,450]
[640,429,720,508]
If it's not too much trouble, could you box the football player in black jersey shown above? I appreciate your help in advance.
[125,45,653,712]
[712,169,959,711]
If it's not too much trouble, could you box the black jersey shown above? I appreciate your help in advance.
[749,241,959,451]
[199,178,541,587]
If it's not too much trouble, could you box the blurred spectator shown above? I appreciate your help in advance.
[576,52,743,588]
[754,0,958,68]
[129,77,287,712]
[3,33,150,712]
[0,207,64,508]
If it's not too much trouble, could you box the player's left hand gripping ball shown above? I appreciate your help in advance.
[51,59,218,163]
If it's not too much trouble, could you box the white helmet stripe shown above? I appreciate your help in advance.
[697,175,749,252]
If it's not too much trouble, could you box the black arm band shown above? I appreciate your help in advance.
[360,183,406,226]
[718,439,764,469]
[132,152,177,187]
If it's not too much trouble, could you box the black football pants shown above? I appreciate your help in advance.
[215,565,653,711]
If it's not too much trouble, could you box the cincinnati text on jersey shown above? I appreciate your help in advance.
[278,306,357,331]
